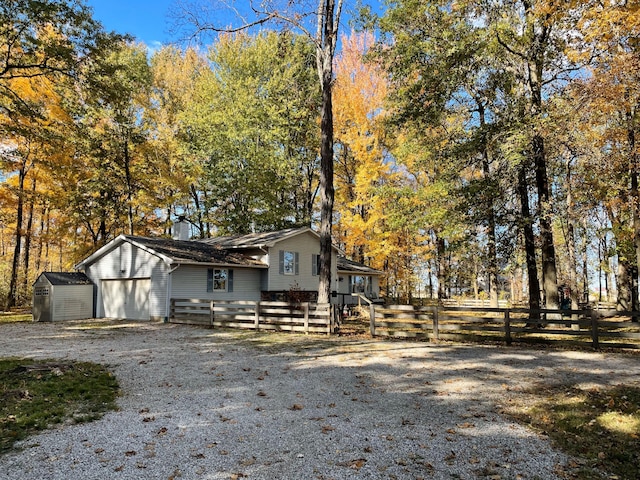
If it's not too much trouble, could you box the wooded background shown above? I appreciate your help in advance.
[1,0,638,311]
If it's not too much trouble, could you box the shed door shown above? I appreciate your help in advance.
[102,278,150,320]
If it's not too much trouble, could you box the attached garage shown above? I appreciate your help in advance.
[75,234,268,321]
[33,272,94,322]
[101,278,150,320]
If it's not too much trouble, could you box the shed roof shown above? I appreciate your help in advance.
[38,272,93,286]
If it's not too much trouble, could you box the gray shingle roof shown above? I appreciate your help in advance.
[126,236,266,267]
[40,272,93,285]
[199,227,313,249]
[337,257,383,275]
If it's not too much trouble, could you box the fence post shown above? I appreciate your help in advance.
[170,298,175,322]
[255,301,260,330]
[369,303,376,337]
[303,302,310,334]
[433,306,439,343]
[210,301,214,327]
[504,309,511,346]
[590,308,599,350]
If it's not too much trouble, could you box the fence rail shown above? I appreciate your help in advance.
[370,305,640,350]
[170,299,338,335]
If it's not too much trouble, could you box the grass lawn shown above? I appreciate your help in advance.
[0,358,119,454]
[505,383,640,479]
[0,313,32,324]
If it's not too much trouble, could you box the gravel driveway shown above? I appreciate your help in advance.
[1,320,638,479]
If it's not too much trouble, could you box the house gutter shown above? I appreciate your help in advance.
[165,264,181,323]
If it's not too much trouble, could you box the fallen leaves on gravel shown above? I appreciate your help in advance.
[457,422,475,429]
[336,458,366,470]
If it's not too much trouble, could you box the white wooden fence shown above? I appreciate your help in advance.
[170,299,338,335]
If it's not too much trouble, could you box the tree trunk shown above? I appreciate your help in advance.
[477,101,499,307]
[317,68,334,303]
[517,164,541,316]
[628,113,640,318]
[316,0,339,304]
[524,4,558,310]
[123,135,134,236]
[533,133,559,310]
[35,204,47,274]
[565,159,579,309]
[189,184,206,238]
[22,175,37,298]
[7,162,27,309]
[617,257,633,311]
[436,235,448,300]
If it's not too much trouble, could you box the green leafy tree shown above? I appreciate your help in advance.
[146,46,208,236]
[61,42,153,247]
[371,0,583,310]
[181,32,320,234]
[176,0,343,302]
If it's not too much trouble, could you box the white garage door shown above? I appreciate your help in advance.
[102,278,150,320]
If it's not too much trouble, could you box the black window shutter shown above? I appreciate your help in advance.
[294,252,299,275]
[207,268,213,292]
[279,250,284,274]
[228,269,234,292]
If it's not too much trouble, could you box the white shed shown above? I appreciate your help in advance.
[33,272,94,322]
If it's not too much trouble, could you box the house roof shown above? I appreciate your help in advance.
[199,227,318,249]
[337,257,383,275]
[76,235,268,268]
[38,272,93,286]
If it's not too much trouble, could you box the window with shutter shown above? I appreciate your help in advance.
[207,268,230,292]
[281,250,298,275]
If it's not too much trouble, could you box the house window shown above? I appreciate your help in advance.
[279,250,299,275]
[312,254,321,276]
[207,268,234,292]
[350,275,371,294]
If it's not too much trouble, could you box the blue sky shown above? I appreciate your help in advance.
[85,1,380,50]
[85,0,177,48]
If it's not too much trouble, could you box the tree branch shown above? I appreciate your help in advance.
[495,31,525,60]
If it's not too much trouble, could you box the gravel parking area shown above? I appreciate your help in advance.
[1,319,638,479]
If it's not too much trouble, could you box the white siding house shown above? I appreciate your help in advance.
[336,257,384,306]
[83,241,167,320]
[77,235,266,321]
[170,264,262,302]
[75,227,383,321]
[200,228,340,301]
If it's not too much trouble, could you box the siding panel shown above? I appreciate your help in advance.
[171,265,261,302]
[84,242,167,319]
[266,231,338,292]
[51,285,93,321]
